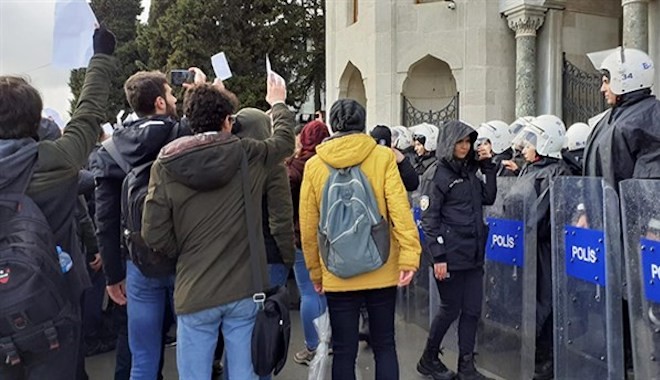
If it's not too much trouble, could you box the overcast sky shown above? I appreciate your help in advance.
[0,0,151,122]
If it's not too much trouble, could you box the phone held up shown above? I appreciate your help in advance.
[170,70,193,86]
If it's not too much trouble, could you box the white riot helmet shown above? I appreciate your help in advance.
[511,114,566,159]
[564,122,592,152]
[410,123,440,152]
[508,116,535,138]
[391,125,413,150]
[593,47,655,95]
[475,120,513,154]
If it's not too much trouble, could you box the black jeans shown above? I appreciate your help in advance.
[326,286,398,380]
[426,268,483,356]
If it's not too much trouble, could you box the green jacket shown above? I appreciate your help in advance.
[235,108,295,268]
[27,54,115,298]
[142,104,295,314]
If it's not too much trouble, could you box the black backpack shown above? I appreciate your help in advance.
[0,156,77,366]
[102,139,176,278]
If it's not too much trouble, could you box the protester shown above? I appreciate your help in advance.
[235,107,296,286]
[287,120,330,366]
[91,69,190,379]
[300,98,421,380]
[141,76,294,380]
[0,27,116,380]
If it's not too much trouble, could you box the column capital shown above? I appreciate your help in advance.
[505,6,546,37]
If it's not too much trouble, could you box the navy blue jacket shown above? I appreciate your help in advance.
[421,121,497,270]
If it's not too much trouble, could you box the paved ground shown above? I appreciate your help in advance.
[86,311,503,380]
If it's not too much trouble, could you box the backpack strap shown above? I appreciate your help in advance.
[240,150,266,308]
[102,138,131,174]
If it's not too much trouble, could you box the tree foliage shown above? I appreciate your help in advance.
[141,0,325,110]
[70,0,326,117]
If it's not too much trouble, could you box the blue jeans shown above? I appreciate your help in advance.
[177,297,258,380]
[268,263,289,287]
[293,249,327,350]
[126,261,175,380]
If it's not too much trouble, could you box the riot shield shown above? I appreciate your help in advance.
[475,176,537,379]
[397,187,434,329]
[551,177,624,379]
[621,179,660,380]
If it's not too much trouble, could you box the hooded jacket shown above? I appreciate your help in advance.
[299,133,421,292]
[286,120,330,248]
[421,121,497,270]
[583,90,660,189]
[0,54,115,300]
[235,108,295,268]
[141,104,295,314]
[90,115,191,285]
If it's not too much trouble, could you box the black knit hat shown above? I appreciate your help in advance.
[370,125,391,147]
[329,99,366,133]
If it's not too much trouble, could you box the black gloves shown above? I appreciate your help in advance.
[93,27,116,56]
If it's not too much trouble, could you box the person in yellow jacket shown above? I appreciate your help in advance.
[300,98,421,380]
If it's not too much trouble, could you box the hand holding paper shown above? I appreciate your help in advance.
[52,0,99,69]
[265,55,287,105]
[266,55,286,86]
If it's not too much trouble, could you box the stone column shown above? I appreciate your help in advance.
[536,5,564,117]
[622,0,649,52]
[506,9,545,118]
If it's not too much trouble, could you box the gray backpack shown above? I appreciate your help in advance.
[317,165,390,278]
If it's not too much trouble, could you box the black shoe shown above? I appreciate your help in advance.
[457,353,494,380]
[212,360,224,380]
[417,348,455,380]
[84,339,116,357]
[533,349,553,380]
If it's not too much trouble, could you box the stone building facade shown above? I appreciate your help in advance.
[325,0,659,128]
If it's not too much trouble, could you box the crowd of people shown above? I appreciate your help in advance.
[1,26,659,380]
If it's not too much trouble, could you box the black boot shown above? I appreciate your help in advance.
[457,353,494,380]
[417,347,455,380]
[533,349,554,380]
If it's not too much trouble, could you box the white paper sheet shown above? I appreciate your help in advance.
[265,55,285,86]
[211,52,233,80]
[52,0,98,70]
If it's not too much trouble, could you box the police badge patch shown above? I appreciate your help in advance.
[420,195,430,211]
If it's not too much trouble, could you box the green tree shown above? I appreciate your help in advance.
[142,0,325,110]
[68,0,143,122]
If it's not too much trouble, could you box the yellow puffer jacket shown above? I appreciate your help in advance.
[300,133,421,292]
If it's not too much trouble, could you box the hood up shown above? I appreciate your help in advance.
[315,133,377,169]
[158,132,243,191]
[235,108,271,141]
[299,120,330,158]
[435,120,478,164]
[0,138,38,192]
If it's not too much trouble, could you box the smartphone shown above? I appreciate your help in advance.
[170,70,193,86]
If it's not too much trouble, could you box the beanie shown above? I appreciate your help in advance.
[329,99,366,133]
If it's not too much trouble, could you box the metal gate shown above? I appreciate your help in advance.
[562,53,607,126]
[402,94,459,127]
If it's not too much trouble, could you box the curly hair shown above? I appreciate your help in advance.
[183,83,236,134]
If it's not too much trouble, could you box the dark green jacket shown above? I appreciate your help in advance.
[142,104,295,314]
[235,108,295,268]
[27,54,115,298]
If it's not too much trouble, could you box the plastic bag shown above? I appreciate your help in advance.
[308,310,332,380]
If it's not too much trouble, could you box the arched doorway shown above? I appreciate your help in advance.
[338,61,367,108]
[402,55,458,127]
